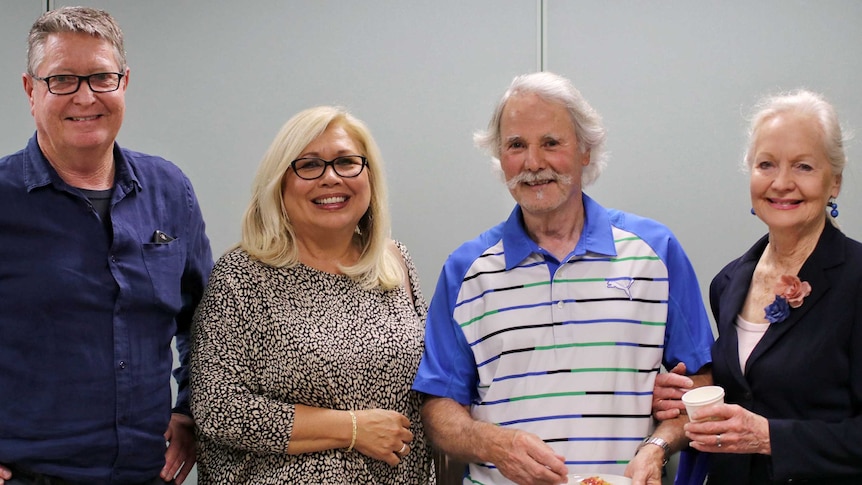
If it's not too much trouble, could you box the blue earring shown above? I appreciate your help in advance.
[828,200,839,218]
[750,208,756,215]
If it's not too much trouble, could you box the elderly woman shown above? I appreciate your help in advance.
[189,106,434,483]
[662,90,862,484]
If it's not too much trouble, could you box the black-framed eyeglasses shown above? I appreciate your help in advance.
[31,72,125,95]
[290,155,368,180]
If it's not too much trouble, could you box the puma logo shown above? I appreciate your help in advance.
[607,278,635,300]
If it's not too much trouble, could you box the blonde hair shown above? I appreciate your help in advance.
[241,106,402,290]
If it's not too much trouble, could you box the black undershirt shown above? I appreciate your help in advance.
[79,188,113,231]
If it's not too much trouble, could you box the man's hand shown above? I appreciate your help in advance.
[653,363,693,421]
[163,413,196,484]
[493,429,569,485]
[0,415,196,485]
[624,441,664,485]
[421,396,568,484]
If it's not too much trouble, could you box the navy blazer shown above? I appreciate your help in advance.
[707,222,862,484]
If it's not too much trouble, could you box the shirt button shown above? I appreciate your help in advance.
[119,361,127,369]
[557,301,564,309]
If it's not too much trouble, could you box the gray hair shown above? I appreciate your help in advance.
[744,89,846,176]
[744,89,847,227]
[27,6,126,76]
[474,71,607,187]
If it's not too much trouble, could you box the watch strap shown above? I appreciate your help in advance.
[637,435,670,466]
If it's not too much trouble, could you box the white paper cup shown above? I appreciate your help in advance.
[682,385,725,421]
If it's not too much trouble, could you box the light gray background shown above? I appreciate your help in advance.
[3,1,861,483]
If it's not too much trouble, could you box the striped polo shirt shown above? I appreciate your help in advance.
[414,194,713,484]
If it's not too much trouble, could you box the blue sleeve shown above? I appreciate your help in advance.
[662,233,714,373]
[412,255,479,405]
[612,210,714,374]
[173,174,213,416]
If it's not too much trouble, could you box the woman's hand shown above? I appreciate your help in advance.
[684,403,771,455]
[354,409,414,466]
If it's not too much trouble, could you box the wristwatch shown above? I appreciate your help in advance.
[636,435,670,466]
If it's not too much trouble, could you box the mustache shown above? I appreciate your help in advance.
[506,169,573,189]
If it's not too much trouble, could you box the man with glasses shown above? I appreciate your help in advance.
[0,7,211,485]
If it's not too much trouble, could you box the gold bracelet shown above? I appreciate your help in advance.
[346,410,357,452]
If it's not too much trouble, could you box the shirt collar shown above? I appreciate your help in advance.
[22,132,141,194]
[501,193,617,270]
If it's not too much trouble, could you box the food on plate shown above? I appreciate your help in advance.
[580,477,612,485]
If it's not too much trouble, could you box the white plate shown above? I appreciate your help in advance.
[569,474,632,485]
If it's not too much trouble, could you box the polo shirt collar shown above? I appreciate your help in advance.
[501,193,617,270]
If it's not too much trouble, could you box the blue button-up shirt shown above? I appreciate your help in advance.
[0,134,213,484]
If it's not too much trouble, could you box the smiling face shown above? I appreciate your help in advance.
[23,32,128,164]
[498,93,589,218]
[281,123,372,241]
[749,111,841,236]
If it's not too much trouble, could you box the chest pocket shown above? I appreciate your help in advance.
[142,240,184,313]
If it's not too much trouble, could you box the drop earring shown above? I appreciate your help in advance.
[828,199,839,218]
[750,208,756,215]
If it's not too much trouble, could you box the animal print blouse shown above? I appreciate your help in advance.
[190,242,435,484]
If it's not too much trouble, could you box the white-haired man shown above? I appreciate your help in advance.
[413,72,713,484]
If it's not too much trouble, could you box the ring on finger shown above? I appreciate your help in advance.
[397,443,407,455]
[716,433,722,448]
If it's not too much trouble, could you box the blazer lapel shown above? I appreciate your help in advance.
[744,224,843,372]
[718,250,759,386]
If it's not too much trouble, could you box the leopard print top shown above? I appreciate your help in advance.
[190,242,434,484]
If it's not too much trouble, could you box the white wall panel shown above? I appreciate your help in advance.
[0,1,44,156]
[55,0,538,295]
[546,0,862,331]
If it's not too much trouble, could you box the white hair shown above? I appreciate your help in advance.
[474,71,607,187]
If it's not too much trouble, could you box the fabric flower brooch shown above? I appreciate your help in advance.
[763,275,812,324]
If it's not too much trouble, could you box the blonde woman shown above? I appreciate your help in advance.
[190,106,434,484]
